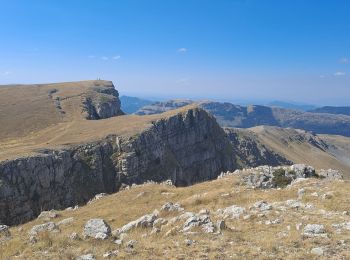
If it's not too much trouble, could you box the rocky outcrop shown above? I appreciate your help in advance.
[83,83,124,119]
[0,108,235,225]
[224,128,292,168]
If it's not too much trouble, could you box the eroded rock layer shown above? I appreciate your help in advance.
[0,108,235,225]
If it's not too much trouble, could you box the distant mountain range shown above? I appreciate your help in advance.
[309,106,350,116]
[134,99,350,137]
[119,96,154,114]
[266,100,317,111]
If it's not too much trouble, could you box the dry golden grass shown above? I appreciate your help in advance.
[0,80,198,161]
[247,126,350,179]
[1,176,349,259]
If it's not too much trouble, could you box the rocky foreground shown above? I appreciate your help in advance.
[1,164,349,259]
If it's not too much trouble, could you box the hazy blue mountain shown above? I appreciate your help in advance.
[267,100,317,111]
[136,100,350,137]
[120,96,154,114]
[309,106,350,116]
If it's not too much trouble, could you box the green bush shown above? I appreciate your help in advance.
[272,168,292,188]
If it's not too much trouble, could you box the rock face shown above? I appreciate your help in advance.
[0,108,235,225]
[83,83,124,119]
[224,128,292,168]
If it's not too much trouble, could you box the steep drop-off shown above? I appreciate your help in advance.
[0,108,235,225]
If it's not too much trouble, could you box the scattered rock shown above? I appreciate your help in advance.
[296,223,303,230]
[114,239,123,245]
[198,208,210,215]
[297,188,305,200]
[161,179,174,186]
[103,250,118,258]
[0,225,10,238]
[182,214,215,233]
[184,239,194,246]
[37,210,59,220]
[69,232,80,240]
[150,227,160,235]
[83,219,111,240]
[321,191,334,200]
[243,215,251,220]
[332,222,350,232]
[126,240,137,249]
[57,217,74,226]
[311,247,324,256]
[161,202,184,212]
[29,235,37,244]
[116,211,158,234]
[265,219,281,225]
[29,222,59,236]
[216,220,226,232]
[317,169,343,180]
[153,218,168,228]
[303,224,328,238]
[76,254,96,260]
[285,200,303,209]
[217,205,245,219]
[253,201,272,211]
[88,193,107,204]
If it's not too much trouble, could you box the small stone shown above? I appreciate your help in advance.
[69,232,80,240]
[29,222,59,236]
[217,205,245,219]
[103,250,118,258]
[57,217,74,226]
[321,192,334,200]
[153,218,168,228]
[114,239,123,245]
[243,215,251,220]
[311,247,324,256]
[29,236,37,244]
[76,254,96,260]
[161,202,184,212]
[297,188,305,200]
[0,225,10,237]
[126,240,137,249]
[184,239,194,246]
[216,220,226,232]
[37,210,59,220]
[198,208,210,215]
[253,201,272,211]
[150,227,160,235]
[303,224,327,238]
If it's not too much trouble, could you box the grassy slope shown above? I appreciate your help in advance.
[0,81,197,161]
[1,175,349,259]
[247,126,350,178]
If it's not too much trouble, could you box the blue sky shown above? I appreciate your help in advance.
[0,0,349,105]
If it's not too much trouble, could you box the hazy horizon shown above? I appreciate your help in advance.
[1,1,350,106]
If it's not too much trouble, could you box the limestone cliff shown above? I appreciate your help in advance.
[0,108,235,225]
[83,83,124,119]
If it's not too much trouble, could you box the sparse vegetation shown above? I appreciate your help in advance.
[1,175,349,259]
[272,168,293,187]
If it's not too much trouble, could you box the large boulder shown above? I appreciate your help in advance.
[116,211,158,234]
[29,222,59,236]
[83,219,111,240]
